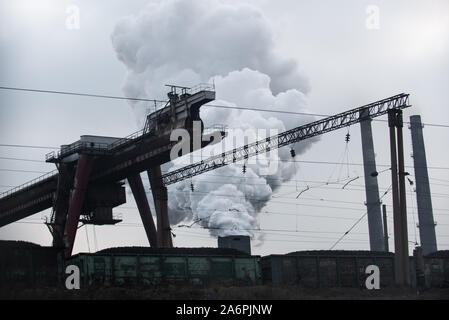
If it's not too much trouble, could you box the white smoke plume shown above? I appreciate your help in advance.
[111,0,318,239]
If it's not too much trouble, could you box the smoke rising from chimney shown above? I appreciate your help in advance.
[111,0,318,239]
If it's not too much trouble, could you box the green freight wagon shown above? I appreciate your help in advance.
[423,251,449,288]
[64,252,262,286]
[262,251,416,288]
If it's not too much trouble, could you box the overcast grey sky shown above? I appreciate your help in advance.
[0,0,448,256]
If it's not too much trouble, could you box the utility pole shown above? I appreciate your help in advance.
[396,109,411,285]
[388,109,411,286]
[382,204,389,252]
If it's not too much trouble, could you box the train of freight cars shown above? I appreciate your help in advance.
[1,241,448,288]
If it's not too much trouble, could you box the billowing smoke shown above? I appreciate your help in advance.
[111,0,318,239]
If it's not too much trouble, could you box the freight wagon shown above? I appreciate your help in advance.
[262,251,411,288]
[64,249,262,286]
[1,241,449,289]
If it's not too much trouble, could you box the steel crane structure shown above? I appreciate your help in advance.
[162,93,410,185]
[160,93,411,285]
[0,87,410,266]
[0,84,225,258]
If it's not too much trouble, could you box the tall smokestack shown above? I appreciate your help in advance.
[410,115,437,255]
[360,110,385,251]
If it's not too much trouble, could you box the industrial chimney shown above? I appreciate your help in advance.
[410,115,438,255]
[359,109,385,251]
[218,235,251,255]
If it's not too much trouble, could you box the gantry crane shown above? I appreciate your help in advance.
[0,84,224,258]
[0,88,410,263]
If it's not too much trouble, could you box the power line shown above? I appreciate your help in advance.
[117,199,449,215]
[206,103,328,117]
[0,144,57,149]
[2,166,449,204]
[0,156,47,163]
[1,85,449,128]
[10,219,449,247]
[329,185,392,250]
[158,176,449,199]
[0,168,48,174]
[172,154,449,170]
[0,86,165,103]
[3,150,449,171]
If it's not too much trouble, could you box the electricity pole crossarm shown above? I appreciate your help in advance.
[162,93,410,186]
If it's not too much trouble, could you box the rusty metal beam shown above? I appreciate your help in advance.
[148,166,172,248]
[50,163,75,248]
[64,155,94,258]
[128,173,158,248]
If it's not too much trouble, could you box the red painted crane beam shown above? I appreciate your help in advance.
[128,173,158,248]
[63,155,94,258]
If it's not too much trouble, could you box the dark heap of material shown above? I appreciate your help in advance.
[425,250,449,258]
[96,246,250,256]
[0,240,42,248]
[286,250,395,257]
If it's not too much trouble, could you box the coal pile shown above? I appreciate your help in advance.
[0,240,42,249]
[286,250,394,257]
[425,250,449,258]
[95,246,250,256]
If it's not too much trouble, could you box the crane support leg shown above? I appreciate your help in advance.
[128,173,158,248]
[64,155,94,258]
[51,163,75,248]
[148,166,172,248]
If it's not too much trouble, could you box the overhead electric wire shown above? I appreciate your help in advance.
[2,150,449,171]
[145,177,449,199]
[0,156,47,163]
[0,143,57,149]
[176,153,449,171]
[2,165,449,202]
[0,86,165,103]
[11,218,449,247]
[116,198,449,214]
[329,185,392,250]
[1,85,449,128]
[10,221,449,247]
[12,216,449,240]
[0,168,48,174]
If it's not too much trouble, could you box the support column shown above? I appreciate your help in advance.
[396,110,411,285]
[128,173,158,248]
[51,163,74,248]
[382,204,389,252]
[388,109,410,286]
[64,155,94,258]
[148,166,172,248]
[360,110,385,251]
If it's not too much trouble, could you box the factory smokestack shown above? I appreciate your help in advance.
[218,235,251,255]
[410,115,437,255]
[360,110,385,251]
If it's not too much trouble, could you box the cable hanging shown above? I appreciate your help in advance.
[322,128,359,191]
[407,177,419,246]
[329,184,392,250]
